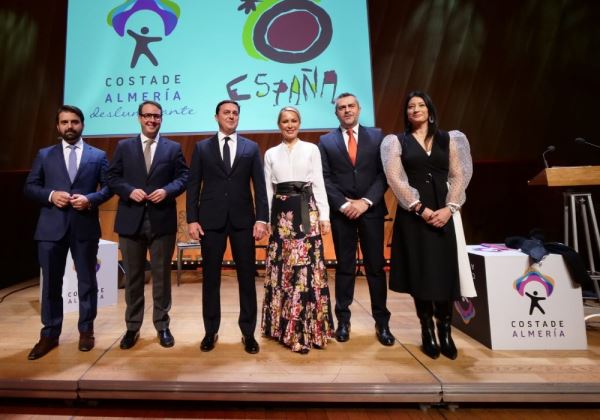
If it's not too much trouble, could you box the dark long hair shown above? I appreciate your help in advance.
[403,91,438,139]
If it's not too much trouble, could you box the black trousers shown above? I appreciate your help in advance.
[201,220,257,337]
[330,212,390,326]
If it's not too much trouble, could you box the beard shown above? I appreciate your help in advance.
[60,129,81,142]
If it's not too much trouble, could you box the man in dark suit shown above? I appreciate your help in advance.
[24,105,112,360]
[318,93,395,346]
[186,100,268,354]
[108,100,188,350]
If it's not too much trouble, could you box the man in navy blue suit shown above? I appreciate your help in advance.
[24,105,112,360]
[318,93,395,346]
[108,100,188,350]
[186,100,268,354]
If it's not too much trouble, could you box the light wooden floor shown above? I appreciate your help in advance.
[1,269,600,406]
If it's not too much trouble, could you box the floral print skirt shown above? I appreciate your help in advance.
[261,191,334,353]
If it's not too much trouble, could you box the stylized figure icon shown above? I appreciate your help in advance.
[525,290,546,315]
[513,266,554,316]
[127,26,162,68]
[107,0,180,68]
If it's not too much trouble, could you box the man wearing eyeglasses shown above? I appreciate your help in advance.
[107,100,189,350]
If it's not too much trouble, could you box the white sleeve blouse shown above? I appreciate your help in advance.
[264,140,330,221]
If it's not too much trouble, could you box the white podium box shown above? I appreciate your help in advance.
[40,239,118,313]
[452,245,587,350]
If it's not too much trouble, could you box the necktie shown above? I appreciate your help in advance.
[144,138,154,172]
[67,145,78,183]
[223,136,232,172]
[347,129,357,166]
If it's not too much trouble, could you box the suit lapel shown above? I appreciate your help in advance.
[334,128,353,166]
[356,125,370,166]
[73,143,92,183]
[147,136,163,176]
[231,136,246,174]
[53,144,72,184]
[209,135,228,175]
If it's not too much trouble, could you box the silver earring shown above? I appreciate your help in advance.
[428,116,434,123]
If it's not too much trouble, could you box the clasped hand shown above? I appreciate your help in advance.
[51,191,89,210]
[129,188,167,203]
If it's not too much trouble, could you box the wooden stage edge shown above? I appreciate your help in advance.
[1,273,600,404]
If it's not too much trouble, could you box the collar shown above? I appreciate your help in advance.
[218,131,237,142]
[141,133,159,143]
[62,138,83,149]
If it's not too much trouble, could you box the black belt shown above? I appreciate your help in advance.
[275,181,313,234]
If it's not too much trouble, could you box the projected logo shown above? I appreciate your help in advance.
[454,298,476,324]
[107,0,181,68]
[238,0,333,64]
[513,267,555,315]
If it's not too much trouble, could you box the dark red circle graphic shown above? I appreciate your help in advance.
[253,0,333,63]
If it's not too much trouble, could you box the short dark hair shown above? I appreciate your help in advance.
[138,100,163,115]
[335,92,360,109]
[215,100,240,115]
[56,105,84,124]
[403,91,438,139]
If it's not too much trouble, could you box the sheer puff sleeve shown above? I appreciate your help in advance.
[381,134,420,210]
[447,130,473,208]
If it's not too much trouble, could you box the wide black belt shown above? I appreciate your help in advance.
[275,181,313,234]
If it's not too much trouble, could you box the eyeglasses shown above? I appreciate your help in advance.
[140,113,162,120]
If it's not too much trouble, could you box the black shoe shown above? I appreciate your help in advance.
[157,328,175,348]
[375,324,396,346]
[242,335,260,354]
[28,337,59,360]
[335,322,350,342]
[78,331,95,352]
[119,330,140,350]
[200,333,218,352]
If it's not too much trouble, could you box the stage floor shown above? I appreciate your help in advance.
[1,270,599,404]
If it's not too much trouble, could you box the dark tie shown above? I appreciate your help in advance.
[223,136,231,172]
[67,145,78,182]
[347,129,357,166]
[144,138,154,172]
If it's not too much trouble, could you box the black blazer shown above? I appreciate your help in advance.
[186,134,268,230]
[107,135,189,236]
[318,125,388,218]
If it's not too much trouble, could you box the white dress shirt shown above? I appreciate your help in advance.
[140,133,159,163]
[62,137,83,170]
[264,139,329,221]
[218,131,237,168]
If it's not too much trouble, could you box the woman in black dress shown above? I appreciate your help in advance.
[381,91,473,359]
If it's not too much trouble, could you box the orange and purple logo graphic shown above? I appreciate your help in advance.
[455,298,476,324]
[107,0,181,68]
[239,0,333,64]
[513,268,555,315]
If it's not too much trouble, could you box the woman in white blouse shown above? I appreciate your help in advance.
[260,106,334,354]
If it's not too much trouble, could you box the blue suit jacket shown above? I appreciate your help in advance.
[186,134,268,230]
[107,135,189,236]
[318,126,388,218]
[24,142,112,241]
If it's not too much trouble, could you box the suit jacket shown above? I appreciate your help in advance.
[107,135,188,236]
[186,134,268,230]
[24,142,112,241]
[318,125,388,218]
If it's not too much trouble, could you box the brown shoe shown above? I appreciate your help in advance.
[27,337,59,360]
[78,331,95,352]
